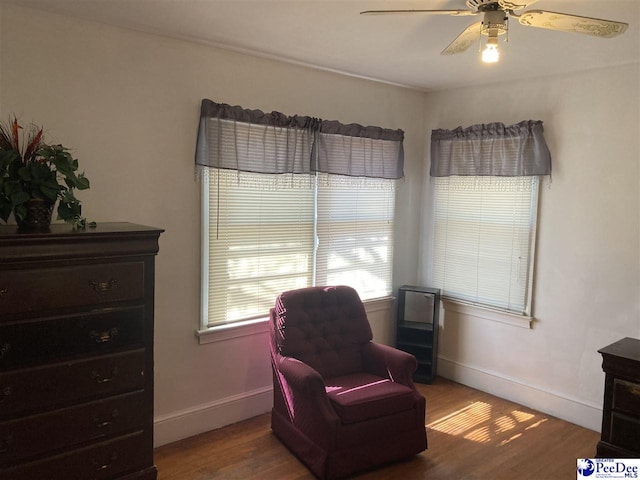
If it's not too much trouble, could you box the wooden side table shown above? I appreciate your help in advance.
[597,337,640,458]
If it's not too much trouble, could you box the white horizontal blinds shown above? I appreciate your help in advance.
[432,176,538,314]
[316,174,395,300]
[207,169,314,326]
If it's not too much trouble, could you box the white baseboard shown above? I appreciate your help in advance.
[437,355,602,432]
[153,385,273,447]
[153,356,602,448]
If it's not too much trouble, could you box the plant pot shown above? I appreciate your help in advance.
[17,198,54,231]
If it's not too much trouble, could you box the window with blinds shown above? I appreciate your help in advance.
[204,170,314,326]
[316,174,395,300]
[431,176,539,315]
[203,169,395,328]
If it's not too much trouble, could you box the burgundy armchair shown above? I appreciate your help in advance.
[269,286,427,479]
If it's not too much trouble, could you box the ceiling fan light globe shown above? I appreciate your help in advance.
[482,44,500,63]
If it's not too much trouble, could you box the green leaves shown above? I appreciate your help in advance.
[74,218,97,229]
[38,144,91,225]
[0,149,19,168]
[0,133,92,226]
[16,162,60,201]
[0,202,11,223]
[57,190,81,222]
[75,173,90,190]
[10,190,30,206]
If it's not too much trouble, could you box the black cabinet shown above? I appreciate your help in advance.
[0,222,162,480]
[597,337,640,458]
[396,285,440,384]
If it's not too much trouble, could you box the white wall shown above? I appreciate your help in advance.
[0,4,425,446]
[420,63,640,430]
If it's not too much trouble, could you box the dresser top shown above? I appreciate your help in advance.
[598,337,640,363]
[0,222,164,262]
[0,222,163,238]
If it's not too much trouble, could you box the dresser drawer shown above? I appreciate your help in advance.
[613,379,640,417]
[0,307,145,370]
[0,431,150,480]
[0,350,146,419]
[0,390,146,466]
[611,412,640,453]
[0,261,145,317]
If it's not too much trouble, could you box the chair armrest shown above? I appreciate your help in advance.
[361,342,418,388]
[272,354,340,448]
[276,355,326,396]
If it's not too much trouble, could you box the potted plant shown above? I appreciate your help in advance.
[0,116,93,229]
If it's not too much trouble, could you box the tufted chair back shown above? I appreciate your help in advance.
[273,285,373,378]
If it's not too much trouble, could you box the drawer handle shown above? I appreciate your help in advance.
[0,343,10,359]
[92,367,119,384]
[0,288,6,299]
[90,328,119,344]
[93,409,120,431]
[627,384,640,397]
[93,452,118,472]
[0,386,12,402]
[90,279,117,293]
[0,434,13,454]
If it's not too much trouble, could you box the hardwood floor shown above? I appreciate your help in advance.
[154,377,600,480]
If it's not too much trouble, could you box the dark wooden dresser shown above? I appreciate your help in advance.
[0,222,162,480]
[597,337,640,458]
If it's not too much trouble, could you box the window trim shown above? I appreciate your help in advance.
[442,298,533,329]
[196,295,395,345]
[200,174,210,332]
[196,316,269,345]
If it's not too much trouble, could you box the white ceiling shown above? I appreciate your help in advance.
[6,0,640,91]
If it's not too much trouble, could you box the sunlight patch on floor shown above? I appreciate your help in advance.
[426,402,493,437]
[426,401,548,444]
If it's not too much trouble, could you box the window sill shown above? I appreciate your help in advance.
[362,295,395,313]
[442,299,532,329]
[196,295,396,345]
[196,317,269,345]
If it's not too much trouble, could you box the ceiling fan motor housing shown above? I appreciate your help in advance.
[482,10,508,36]
[466,0,499,12]
[467,0,530,11]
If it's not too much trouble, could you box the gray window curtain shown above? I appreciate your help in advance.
[430,120,551,177]
[318,121,404,179]
[195,99,404,180]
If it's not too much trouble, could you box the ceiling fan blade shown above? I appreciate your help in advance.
[517,10,628,38]
[441,22,482,55]
[498,0,538,11]
[360,9,477,16]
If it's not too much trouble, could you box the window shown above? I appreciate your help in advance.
[428,121,551,317]
[316,174,395,299]
[202,170,395,327]
[203,171,314,326]
[431,176,539,315]
[196,99,403,330]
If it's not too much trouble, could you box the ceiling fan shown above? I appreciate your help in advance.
[360,0,628,63]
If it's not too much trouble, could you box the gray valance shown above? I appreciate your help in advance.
[195,99,404,180]
[199,98,320,130]
[430,120,551,177]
